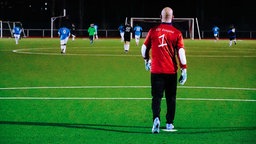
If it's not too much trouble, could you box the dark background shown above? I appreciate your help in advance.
[0,0,255,31]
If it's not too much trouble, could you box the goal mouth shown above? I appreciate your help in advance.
[130,17,200,39]
[0,21,26,38]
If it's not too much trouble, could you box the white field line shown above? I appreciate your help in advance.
[12,48,256,58]
[1,86,255,101]
[0,85,256,91]
[0,97,255,102]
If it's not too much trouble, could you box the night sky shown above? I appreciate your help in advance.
[0,0,255,30]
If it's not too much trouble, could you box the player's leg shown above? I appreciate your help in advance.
[124,41,129,53]
[229,38,233,47]
[14,34,18,44]
[135,35,139,46]
[89,35,93,44]
[121,32,124,42]
[164,73,177,129]
[60,40,65,54]
[123,35,130,53]
[72,34,75,41]
[62,37,69,53]
[234,38,237,45]
[151,74,164,133]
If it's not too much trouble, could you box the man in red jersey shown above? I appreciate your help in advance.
[141,7,187,134]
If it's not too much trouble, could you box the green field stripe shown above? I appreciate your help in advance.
[0,85,255,90]
[0,97,256,102]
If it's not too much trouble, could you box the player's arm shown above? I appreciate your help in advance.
[141,44,151,71]
[177,34,187,85]
[178,47,187,85]
[178,47,187,69]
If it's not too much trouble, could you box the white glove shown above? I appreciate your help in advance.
[179,68,187,85]
[144,59,151,71]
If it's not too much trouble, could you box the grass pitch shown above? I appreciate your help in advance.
[0,38,256,144]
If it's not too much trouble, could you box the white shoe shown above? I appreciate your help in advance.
[152,117,160,133]
[166,123,174,130]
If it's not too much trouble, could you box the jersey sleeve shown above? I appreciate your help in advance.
[177,33,187,69]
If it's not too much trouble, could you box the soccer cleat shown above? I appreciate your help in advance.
[166,123,174,130]
[152,117,160,134]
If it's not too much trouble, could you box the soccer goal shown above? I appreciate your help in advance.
[0,21,26,38]
[50,9,66,38]
[130,17,201,40]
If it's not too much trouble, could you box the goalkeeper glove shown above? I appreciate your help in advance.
[144,59,151,71]
[179,68,187,85]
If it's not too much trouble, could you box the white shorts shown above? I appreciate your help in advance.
[60,37,69,45]
[135,35,140,39]
[14,34,20,39]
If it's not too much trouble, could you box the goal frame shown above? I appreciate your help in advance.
[130,17,201,40]
[0,21,26,38]
[50,9,66,38]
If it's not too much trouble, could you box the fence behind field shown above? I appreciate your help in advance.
[1,28,256,39]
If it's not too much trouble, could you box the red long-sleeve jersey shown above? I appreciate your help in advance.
[142,23,187,74]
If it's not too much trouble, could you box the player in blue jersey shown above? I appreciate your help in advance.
[133,24,143,46]
[118,24,125,42]
[212,25,220,42]
[58,27,70,54]
[227,24,237,47]
[93,24,98,40]
[12,26,22,44]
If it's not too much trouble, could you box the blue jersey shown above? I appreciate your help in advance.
[58,27,70,40]
[212,26,220,35]
[118,25,124,33]
[227,28,236,39]
[133,25,143,36]
[94,25,98,32]
[13,27,21,35]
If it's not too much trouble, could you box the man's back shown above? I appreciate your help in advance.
[13,27,21,35]
[212,26,219,34]
[124,24,132,34]
[118,25,124,32]
[134,25,142,36]
[58,27,70,40]
[143,23,184,74]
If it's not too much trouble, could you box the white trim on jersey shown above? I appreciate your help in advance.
[178,48,187,65]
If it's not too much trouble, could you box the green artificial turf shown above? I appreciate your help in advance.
[0,38,255,144]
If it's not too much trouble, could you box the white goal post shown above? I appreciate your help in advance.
[130,17,201,40]
[0,21,26,38]
[50,9,66,38]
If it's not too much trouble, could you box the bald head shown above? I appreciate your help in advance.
[161,7,173,23]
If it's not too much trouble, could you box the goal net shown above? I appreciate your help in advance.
[0,21,26,38]
[130,17,200,40]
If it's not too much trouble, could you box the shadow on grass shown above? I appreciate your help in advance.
[0,120,151,134]
[0,121,255,135]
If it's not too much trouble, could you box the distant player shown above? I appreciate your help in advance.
[93,24,99,40]
[133,24,143,46]
[88,23,96,44]
[118,24,125,42]
[123,23,133,53]
[227,25,237,47]
[71,23,76,41]
[58,27,70,54]
[12,26,22,44]
[212,25,220,42]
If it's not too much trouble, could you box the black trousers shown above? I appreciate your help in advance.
[151,73,177,124]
